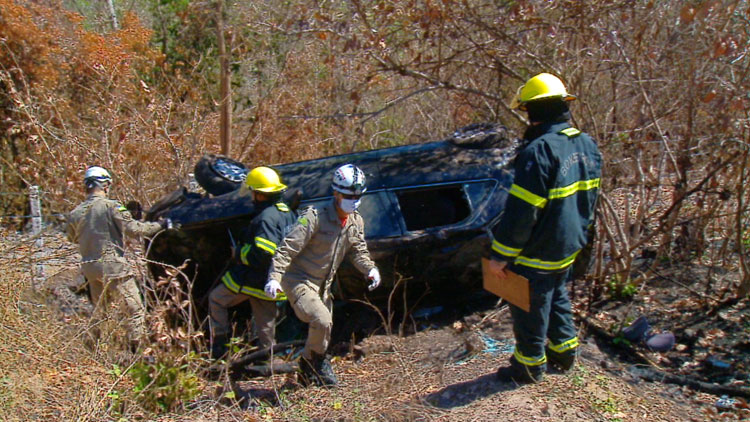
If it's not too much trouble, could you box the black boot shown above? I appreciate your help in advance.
[496,357,544,384]
[316,354,338,387]
[299,353,338,387]
[211,335,229,360]
[546,347,576,373]
[298,355,316,386]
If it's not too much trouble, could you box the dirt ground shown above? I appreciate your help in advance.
[226,302,739,422]
[3,229,750,421]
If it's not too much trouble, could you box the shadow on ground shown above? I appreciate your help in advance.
[421,373,517,408]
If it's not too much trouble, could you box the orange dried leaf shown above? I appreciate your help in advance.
[680,5,695,24]
[702,90,717,103]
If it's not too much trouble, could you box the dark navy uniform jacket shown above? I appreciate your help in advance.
[490,120,602,275]
[221,200,296,300]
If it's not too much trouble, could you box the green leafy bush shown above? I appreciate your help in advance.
[607,276,638,301]
[128,356,201,413]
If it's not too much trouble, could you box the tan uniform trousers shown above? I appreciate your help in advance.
[284,282,333,359]
[82,263,146,341]
[208,284,278,350]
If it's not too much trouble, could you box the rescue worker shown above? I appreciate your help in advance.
[66,166,168,347]
[208,166,296,360]
[264,164,381,387]
[488,73,602,383]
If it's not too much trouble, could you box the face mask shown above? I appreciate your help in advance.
[338,197,361,214]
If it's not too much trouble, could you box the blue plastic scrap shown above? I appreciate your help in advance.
[715,395,737,411]
[451,331,513,366]
[478,331,514,355]
[412,306,444,319]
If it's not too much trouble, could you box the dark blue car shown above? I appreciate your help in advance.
[146,123,517,305]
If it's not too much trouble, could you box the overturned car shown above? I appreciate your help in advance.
[145,123,518,309]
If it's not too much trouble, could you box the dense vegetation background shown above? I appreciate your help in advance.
[2,1,750,418]
[2,0,750,322]
[4,0,748,298]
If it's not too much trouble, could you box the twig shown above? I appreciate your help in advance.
[629,365,750,399]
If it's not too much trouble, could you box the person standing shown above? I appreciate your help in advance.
[264,164,381,387]
[208,166,296,360]
[488,73,602,383]
[66,166,167,348]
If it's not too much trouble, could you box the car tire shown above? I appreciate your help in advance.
[194,154,248,196]
[450,123,512,149]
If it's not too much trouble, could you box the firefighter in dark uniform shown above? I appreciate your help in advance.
[208,166,296,360]
[488,73,602,383]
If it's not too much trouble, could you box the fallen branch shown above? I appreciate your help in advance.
[628,365,750,399]
[228,339,304,370]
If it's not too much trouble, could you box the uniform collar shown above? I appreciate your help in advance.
[523,120,571,142]
[87,191,107,199]
[254,199,274,213]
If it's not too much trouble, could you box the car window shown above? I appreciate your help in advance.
[394,180,497,231]
[463,180,498,210]
[357,191,402,238]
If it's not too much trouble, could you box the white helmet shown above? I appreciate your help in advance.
[332,164,367,195]
[84,166,112,188]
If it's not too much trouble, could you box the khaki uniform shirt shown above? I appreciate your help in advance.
[66,191,162,278]
[268,200,375,295]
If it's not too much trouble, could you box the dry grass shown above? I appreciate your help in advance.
[0,229,215,421]
[0,238,111,421]
[0,227,735,422]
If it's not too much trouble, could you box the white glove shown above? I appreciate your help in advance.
[367,267,381,291]
[264,279,283,299]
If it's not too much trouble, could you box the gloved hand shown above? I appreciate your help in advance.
[264,279,283,299]
[367,267,381,291]
[159,218,178,230]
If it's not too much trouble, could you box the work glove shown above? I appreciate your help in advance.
[264,279,283,299]
[159,218,178,230]
[367,267,381,291]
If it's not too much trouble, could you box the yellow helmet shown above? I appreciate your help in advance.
[244,166,287,193]
[509,73,576,110]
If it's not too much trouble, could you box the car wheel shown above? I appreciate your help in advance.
[194,154,248,196]
[450,123,512,149]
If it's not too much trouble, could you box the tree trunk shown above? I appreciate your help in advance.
[106,0,119,30]
[217,0,231,155]
[736,148,750,297]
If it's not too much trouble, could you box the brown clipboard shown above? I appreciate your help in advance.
[481,258,530,312]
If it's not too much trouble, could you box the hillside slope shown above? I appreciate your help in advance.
[0,228,741,421]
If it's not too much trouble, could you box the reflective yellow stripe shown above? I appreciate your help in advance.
[223,272,287,301]
[560,127,581,137]
[222,272,241,294]
[255,236,277,255]
[513,348,547,367]
[509,183,548,208]
[492,239,521,258]
[515,249,580,271]
[548,178,600,200]
[118,206,127,212]
[240,244,252,265]
[549,337,579,353]
[275,203,289,212]
[239,285,287,301]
